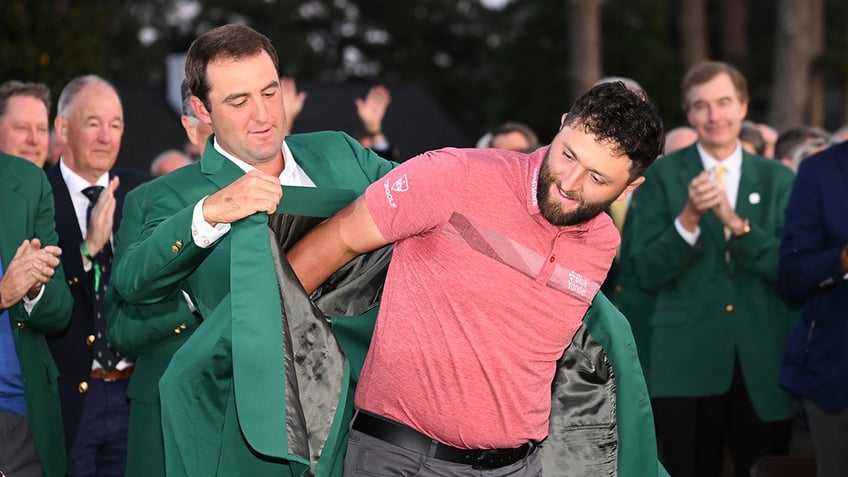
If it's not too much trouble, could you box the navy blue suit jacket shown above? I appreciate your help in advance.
[778,141,848,413]
[46,163,151,449]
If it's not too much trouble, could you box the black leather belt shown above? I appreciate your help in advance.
[351,411,537,470]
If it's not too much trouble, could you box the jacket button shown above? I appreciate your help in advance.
[726,304,734,313]
[78,381,89,393]
[175,240,183,249]
[17,322,24,330]
[86,335,96,345]
[179,323,187,330]
[171,245,180,253]
[173,327,182,334]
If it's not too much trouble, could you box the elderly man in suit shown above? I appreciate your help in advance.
[0,152,72,477]
[779,141,848,477]
[45,75,149,477]
[110,24,396,476]
[629,61,797,477]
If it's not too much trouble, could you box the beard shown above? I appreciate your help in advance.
[536,154,616,227]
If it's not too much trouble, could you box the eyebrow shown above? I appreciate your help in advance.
[222,80,280,104]
[563,143,614,183]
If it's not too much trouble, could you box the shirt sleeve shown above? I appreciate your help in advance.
[364,148,469,242]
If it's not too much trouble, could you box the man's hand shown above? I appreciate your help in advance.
[355,85,391,136]
[0,239,62,308]
[280,76,307,134]
[84,176,120,258]
[678,170,724,232]
[202,170,283,226]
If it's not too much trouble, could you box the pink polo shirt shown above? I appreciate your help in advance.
[358,146,619,449]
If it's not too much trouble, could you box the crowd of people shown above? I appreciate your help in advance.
[0,22,846,477]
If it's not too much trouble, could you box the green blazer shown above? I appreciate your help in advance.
[0,153,72,477]
[111,132,395,476]
[629,144,797,420]
[104,181,201,477]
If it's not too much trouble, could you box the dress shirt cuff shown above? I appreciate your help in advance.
[192,197,230,248]
[21,284,45,314]
[674,217,700,246]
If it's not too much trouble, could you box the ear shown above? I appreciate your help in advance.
[559,113,568,129]
[190,96,212,125]
[54,116,68,144]
[180,116,199,146]
[617,176,645,201]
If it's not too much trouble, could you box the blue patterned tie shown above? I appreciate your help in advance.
[81,185,121,370]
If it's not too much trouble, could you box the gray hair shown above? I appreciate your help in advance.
[56,75,117,117]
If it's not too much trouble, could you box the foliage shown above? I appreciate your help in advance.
[1,0,847,139]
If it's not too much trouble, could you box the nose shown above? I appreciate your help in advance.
[252,96,269,122]
[559,166,583,193]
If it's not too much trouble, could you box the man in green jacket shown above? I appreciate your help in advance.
[110,24,395,476]
[629,61,797,477]
[0,152,73,477]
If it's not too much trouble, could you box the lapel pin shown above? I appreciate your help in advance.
[749,192,761,204]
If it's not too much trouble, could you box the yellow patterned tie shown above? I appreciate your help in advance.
[715,165,730,239]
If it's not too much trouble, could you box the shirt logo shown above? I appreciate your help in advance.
[391,174,409,192]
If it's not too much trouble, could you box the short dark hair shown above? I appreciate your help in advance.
[563,81,664,178]
[489,122,539,150]
[185,24,279,111]
[0,80,51,118]
[774,125,830,160]
[681,61,748,111]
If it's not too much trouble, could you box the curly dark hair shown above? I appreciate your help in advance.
[185,24,279,112]
[563,81,664,178]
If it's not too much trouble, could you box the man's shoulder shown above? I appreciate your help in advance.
[0,151,47,183]
[287,130,354,149]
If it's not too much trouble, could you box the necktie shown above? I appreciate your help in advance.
[714,165,730,240]
[81,185,121,370]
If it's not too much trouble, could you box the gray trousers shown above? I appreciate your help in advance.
[0,410,44,477]
[804,399,848,477]
[343,428,542,477]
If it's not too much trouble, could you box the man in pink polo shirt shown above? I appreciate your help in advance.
[288,81,664,476]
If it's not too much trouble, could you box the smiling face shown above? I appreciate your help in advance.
[56,81,124,182]
[0,94,50,167]
[191,51,286,172]
[537,118,644,228]
[685,72,748,160]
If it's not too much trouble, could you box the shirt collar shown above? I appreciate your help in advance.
[696,141,743,174]
[59,158,110,197]
[212,137,296,175]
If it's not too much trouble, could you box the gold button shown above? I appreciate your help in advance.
[78,381,89,393]
[67,276,79,285]
[614,284,623,293]
[17,322,25,330]
[176,240,183,249]
[86,335,96,345]
[726,305,734,313]
[173,327,182,334]
[171,245,179,253]
[179,323,187,330]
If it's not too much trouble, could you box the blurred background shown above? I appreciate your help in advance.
[2,0,846,170]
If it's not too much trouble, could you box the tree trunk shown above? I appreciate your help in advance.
[720,0,747,62]
[768,0,824,129]
[680,0,708,69]
[568,0,602,100]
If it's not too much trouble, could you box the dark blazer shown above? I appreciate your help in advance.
[45,163,150,448]
[104,181,201,477]
[778,141,848,413]
[0,153,73,477]
[630,144,797,421]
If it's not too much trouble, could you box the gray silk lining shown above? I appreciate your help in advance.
[541,322,618,475]
[267,215,391,474]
